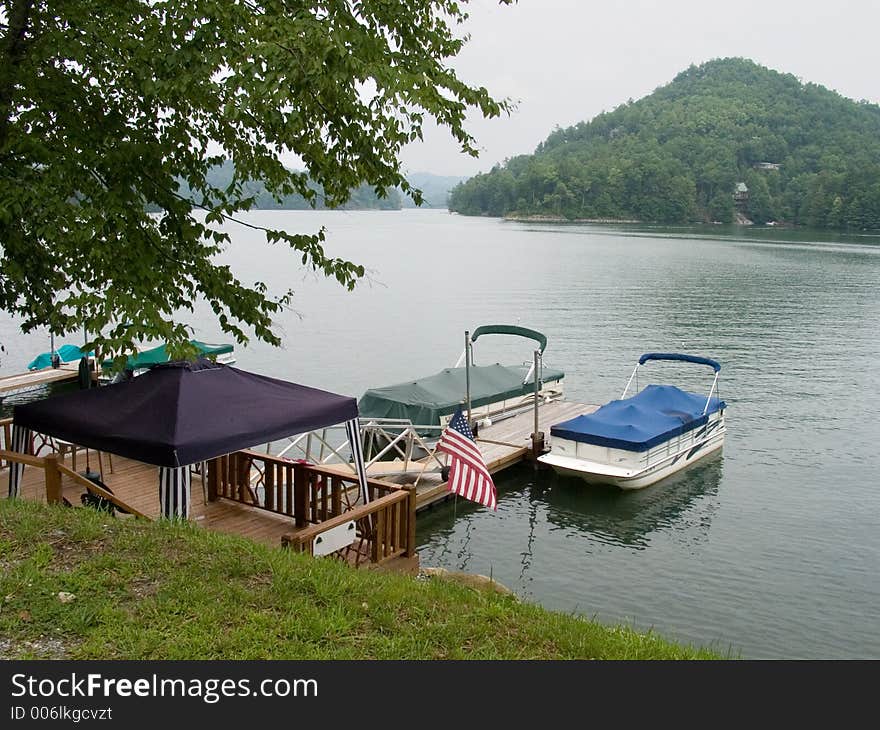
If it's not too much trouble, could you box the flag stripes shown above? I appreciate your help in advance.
[436,408,497,510]
[7,424,32,498]
[159,466,190,520]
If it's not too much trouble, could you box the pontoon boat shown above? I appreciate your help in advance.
[358,325,564,433]
[538,353,726,489]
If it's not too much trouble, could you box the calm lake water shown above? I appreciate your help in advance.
[3,209,879,658]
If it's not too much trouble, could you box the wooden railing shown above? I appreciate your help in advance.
[1,447,144,518]
[0,448,46,470]
[283,487,415,565]
[55,461,146,518]
[206,450,416,565]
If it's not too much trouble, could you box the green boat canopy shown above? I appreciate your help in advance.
[471,324,547,354]
[102,340,233,371]
[358,363,564,426]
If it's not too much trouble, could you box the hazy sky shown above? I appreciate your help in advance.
[400,0,880,177]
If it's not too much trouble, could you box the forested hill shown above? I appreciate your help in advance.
[448,58,880,229]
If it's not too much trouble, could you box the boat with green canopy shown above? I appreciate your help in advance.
[358,325,564,432]
[102,340,235,374]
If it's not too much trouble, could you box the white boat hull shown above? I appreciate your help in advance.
[539,411,725,490]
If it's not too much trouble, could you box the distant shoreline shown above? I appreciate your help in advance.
[499,213,804,228]
[503,214,641,224]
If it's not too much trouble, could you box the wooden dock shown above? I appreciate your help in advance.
[320,400,598,510]
[0,365,80,397]
[414,400,597,509]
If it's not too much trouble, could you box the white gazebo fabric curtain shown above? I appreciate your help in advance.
[6,424,32,498]
[158,466,190,519]
[344,418,370,505]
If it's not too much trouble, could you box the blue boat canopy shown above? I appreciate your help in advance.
[638,353,721,372]
[28,344,92,370]
[550,384,726,452]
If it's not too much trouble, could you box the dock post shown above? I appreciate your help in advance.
[464,330,472,427]
[530,350,545,457]
[45,454,62,504]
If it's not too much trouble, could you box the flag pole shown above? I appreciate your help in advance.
[531,349,545,457]
[49,331,59,369]
[464,330,472,427]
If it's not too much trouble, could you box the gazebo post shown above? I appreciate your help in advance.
[6,423,32,498]
[345,418,370,505]
[159,466,191,520]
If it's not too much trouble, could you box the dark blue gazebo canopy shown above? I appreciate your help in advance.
[13,359,357,467]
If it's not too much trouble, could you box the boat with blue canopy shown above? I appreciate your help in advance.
[539,353,726,489]
[27,344,93,371]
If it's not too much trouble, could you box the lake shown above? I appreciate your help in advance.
[2,209,879,658]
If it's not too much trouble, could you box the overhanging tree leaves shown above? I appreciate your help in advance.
[0,0,509,361]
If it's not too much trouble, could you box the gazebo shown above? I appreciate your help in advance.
[3,360,417,569]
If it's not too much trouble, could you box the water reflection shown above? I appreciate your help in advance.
[0,380,79,418]
[534,453,723,549]
[417,452,724,579]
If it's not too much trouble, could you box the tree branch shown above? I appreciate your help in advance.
[0,0,34,152]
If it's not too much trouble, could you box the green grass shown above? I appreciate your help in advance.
[0,499,720,659]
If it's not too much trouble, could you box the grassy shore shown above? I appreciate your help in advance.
[0,499,720,659]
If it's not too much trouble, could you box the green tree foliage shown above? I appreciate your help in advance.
[0,0,508,360]
[449,58,880,231]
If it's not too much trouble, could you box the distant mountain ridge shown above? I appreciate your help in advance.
[400,172,467,208]
[448,58,880,229]
[169,163,465,211]
[177,159,402,210]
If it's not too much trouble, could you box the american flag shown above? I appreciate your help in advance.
[436,407,497,510]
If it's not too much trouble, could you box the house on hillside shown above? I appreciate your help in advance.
[734,182,749,202]
[754,162,781,171]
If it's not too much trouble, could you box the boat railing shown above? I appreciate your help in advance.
[254,420,446,481]
[252,383,564,483]
[703,371,721,415]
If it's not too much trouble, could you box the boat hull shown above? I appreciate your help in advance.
[539,412,725,490]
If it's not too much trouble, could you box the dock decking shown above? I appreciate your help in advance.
[15,452,304,546]
[0,365,80,397]
[415,399,597,509]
